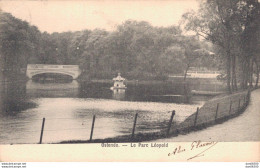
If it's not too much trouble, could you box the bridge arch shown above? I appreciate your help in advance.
[29,71,75,79]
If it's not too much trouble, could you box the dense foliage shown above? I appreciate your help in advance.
[0,10,219,80]
[182,0,259,91]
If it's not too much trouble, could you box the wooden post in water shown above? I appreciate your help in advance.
[131,113,138,139]
[39,118,45,144]
[194,107,199,127]
[215,103,219,122]
[90,115,96,141]
[167,110,175,136]
[229,101,232,115]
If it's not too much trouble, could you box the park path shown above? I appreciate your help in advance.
[155,88,260,142]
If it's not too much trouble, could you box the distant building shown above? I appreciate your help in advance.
[111,73,127,89]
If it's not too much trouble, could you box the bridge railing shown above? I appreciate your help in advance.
[27,64,79,70]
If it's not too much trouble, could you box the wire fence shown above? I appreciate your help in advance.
[166,89,251,136]
[0,89,251,144]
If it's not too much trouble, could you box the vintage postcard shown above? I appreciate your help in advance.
[0,0,259,163]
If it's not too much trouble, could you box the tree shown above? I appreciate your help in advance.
[182,0,259,92]
[180,36,201,81]
[0,12,40,74]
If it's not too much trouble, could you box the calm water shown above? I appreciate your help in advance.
[0,77,219,144]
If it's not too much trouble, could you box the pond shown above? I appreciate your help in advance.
[0,78,220,144]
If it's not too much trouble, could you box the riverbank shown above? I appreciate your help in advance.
[84,77,224,85]
[86,79,175,85]
[154,88,260,141]
[169,90,249,134]
[0,76,38,113]
[57,89,250,144]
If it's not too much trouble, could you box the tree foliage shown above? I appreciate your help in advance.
[182,0,260,91]
[0,12,218,80]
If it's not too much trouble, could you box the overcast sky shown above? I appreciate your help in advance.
[0,0,199,33]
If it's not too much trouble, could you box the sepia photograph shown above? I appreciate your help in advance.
[0,0,259,163]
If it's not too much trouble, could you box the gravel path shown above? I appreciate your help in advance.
[155,89,260,142]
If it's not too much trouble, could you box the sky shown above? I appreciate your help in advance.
[0,0,199,33]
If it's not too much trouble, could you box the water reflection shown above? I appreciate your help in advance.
[112,89,125,100]
[0,74,224,144]
[26,80,79,98]
[79,82,191,103]
[0,77,33,116]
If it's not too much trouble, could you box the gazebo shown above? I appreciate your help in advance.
[111,73,127,89]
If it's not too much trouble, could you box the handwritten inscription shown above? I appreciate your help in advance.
[168,140,218,161]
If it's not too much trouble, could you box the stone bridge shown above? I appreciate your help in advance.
[26,64,81,79]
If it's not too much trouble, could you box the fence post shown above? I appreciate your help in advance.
[247,89,250,105]
[166,110,175,136]
[90,115,96,141]
[39,117,45,144]
[215,103,219,122]
[131,113,138,139]
[229,101,232,115]
[194,107,199,127]
[238,99,240,111]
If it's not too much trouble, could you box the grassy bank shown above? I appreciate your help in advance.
[170,90,250,134]
[84,77,223,85]
[85,79,174,85]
